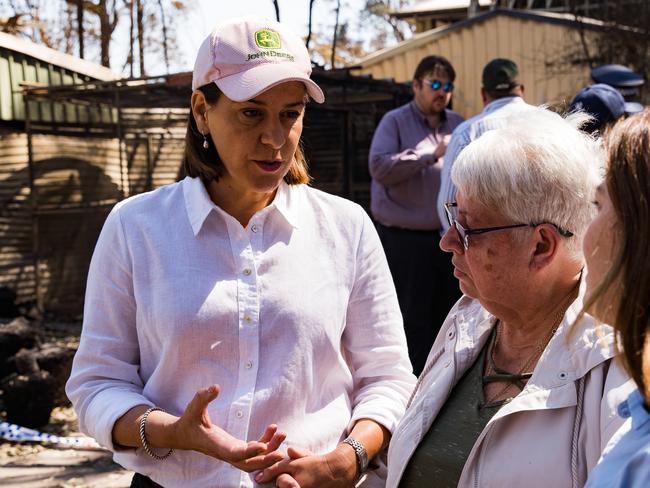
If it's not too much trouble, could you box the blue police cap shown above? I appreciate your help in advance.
[591,64,644,88]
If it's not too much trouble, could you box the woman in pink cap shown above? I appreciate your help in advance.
[66,17,415,488]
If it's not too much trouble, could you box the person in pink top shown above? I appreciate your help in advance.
[66,18,415,488]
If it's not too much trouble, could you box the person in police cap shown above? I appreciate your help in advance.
[591,64,645,114]
[570,83,641,134]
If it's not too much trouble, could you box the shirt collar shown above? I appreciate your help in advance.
[182,176,300,237]
[183,176,214,237]
[618,389,650,431]
[483,96,525,115]
[410,100,448,127]
[270,180,300,229]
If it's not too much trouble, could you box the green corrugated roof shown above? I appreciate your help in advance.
[0,31,120,123]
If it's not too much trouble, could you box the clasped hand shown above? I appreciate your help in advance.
[166,384,357,486]
[254,444,358,488]
[171,384,286,472]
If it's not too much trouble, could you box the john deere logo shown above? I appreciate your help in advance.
[255,29,281,49]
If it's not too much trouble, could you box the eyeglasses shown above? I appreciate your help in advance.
[443,202,574,250]
[425,79,454,93]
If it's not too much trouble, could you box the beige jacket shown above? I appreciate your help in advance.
[386,290,635,488]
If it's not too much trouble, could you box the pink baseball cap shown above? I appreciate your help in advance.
[192,18,325,103]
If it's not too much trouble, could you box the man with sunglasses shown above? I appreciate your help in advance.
[368,55,464,375]
[437,58,534,233]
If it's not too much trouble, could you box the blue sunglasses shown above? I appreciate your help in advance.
[427,79,454,93]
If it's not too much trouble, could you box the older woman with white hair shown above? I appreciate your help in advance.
[386,107,635,488]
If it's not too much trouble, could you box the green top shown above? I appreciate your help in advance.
[399,337,507,487]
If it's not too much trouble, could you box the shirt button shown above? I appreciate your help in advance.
[244,315,252,323]
[243,268,252,276]
[251,224,259,233]
[447,329,455,340]
[236,410,243,419]
[618,400,631,418]
[245,360,253,369]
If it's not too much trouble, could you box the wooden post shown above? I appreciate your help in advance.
[23,88,42,313]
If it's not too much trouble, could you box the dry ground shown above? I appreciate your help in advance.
[0,406,132,487]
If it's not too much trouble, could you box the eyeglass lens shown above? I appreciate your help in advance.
[444,203,468,248]
[430,80,453,93]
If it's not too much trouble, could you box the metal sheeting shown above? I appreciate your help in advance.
[0,132,122,310]
[354,10,596,118]
[11,71,410,315]
[0,131,33,301]
[0,46,113,124]
[0,125,186,314]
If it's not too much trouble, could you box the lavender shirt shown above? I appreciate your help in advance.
[369,101,464,231]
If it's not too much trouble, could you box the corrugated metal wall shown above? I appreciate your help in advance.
[121,108,187,193]
[2,74,409,316]
[0,46,112,124]
[0,132,121,309]
[355,14,597,118]
[0,116,186,315]
[0,130,33,302]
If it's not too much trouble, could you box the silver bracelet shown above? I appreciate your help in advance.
[342,436,369,478]
[139,407,173,460]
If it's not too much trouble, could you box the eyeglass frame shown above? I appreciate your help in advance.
[443,201,574,250]
[422,78,454,93]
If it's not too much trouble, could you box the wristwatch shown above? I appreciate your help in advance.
[342,436,369,476]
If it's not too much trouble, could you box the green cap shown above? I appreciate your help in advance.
[482,58,520,91]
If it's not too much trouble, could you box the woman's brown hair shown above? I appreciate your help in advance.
[182,83,311,185]
[583,109,650,399]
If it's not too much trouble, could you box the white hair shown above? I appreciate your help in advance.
[451,106,603,260]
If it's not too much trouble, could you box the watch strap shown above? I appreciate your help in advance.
[342,436,369,475]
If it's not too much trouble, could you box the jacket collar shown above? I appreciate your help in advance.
[183,176,300,236]
[450,277,618,410]
[532,277,617,387]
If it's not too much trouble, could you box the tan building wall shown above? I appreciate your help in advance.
[353,11,600,119]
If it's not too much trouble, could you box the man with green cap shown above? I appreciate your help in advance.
[437,58,534,230]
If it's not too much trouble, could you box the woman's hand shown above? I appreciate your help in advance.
[172,384,286,472]
[255,444,358,487]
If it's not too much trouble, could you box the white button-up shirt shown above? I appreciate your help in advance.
[66,176,416,488]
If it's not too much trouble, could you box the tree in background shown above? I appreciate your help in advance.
[0,0,191,76]
[361,0,413,49]
[0,1,69,51]
[543,0,650,102]
[306,0,316,49]
[488,1,649,98]
[574,0,649,88]
[330,0,341,67]
[271,0,280,21]
[0,0,418,75]
[306,0,413,69]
